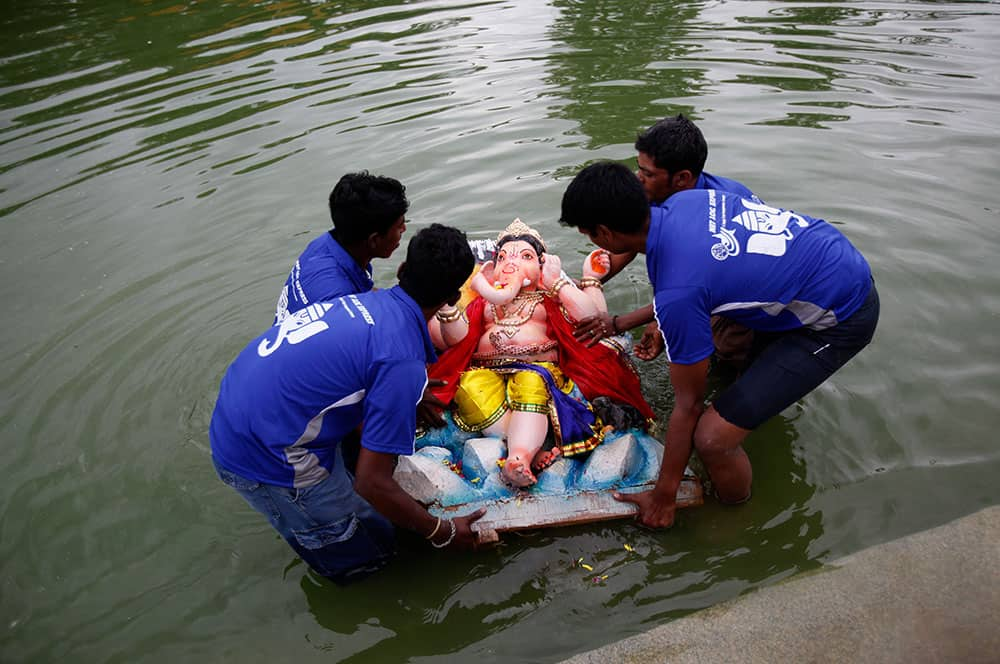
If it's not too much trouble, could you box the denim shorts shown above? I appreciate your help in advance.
[213,450,396,585]
[714,282,880,430]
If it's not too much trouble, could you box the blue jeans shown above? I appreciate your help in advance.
[213,449,396,584]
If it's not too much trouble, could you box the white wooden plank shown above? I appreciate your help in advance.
[431,476,703,540]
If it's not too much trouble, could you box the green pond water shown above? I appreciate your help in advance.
[2,1,998,662]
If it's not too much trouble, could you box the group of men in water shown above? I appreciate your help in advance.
[208,115,878,584]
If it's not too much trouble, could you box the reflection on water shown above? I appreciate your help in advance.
[2,1,999,662]
[545,0,706,148]
[2,0,513,216]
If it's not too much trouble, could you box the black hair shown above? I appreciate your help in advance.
[328,171,409,245]
[559,161,649,234]
[398,224,475,307]
[634,114,707,177]
[496,234,545,261]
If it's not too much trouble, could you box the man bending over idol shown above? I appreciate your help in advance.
[426,219,654,488]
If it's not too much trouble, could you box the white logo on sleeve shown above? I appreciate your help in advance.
[274,285,290,324]
[258,302,334,357]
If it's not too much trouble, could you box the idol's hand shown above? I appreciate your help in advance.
[539,253,562,290]
[582,249,610,281]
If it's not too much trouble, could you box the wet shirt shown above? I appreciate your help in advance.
[645,189,872,364]
[211,286,436,488]
[274,232,374,324]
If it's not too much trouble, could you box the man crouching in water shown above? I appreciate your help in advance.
[210,224,486,583]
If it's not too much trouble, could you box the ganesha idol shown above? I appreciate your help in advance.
[426,219,654,488]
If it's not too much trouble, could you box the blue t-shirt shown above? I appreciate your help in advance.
[274,232,374,324]
[211,286,436,488]
[645,189,872,364]
[651,170,762,208]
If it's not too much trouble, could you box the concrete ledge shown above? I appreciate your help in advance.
[561,505,1000,664]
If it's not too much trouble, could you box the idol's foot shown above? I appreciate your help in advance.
[531,446,561,473]
[502,457,537,488]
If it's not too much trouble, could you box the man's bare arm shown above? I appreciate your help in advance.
[614,358,709,527]
[601,250,638,282]
[574,303,655,346]
[354,448,484,548]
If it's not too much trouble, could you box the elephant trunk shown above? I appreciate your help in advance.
[471,268,521,305]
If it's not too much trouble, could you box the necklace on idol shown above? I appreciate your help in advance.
[491,290,544,339]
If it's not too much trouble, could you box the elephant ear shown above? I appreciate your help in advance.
[459,239,496,309]
[457,264,482,310]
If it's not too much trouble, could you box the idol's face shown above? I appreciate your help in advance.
[494,239,541,290]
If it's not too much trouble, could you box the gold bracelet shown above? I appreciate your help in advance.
[425,516,442,540]
[435,306,462,323]
[548,277,570,298]
[578,277,603,290]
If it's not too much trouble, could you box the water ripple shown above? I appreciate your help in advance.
[2,1,999,662]
[0,1,512,216]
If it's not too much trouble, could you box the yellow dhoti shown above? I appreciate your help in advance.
[453,362,574,432]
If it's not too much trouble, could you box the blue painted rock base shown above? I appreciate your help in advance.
[396,429,704,540]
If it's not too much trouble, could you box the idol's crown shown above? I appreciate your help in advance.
[497,218,546,251]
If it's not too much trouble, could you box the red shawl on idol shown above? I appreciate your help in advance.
[428,295,654,423]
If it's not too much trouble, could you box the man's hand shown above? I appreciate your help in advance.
[449,508,487,549]
[416,379,448,428]
[634,322,664,360]
[356,450,489,553]
[573,311,614,346]
[613,489,677,528]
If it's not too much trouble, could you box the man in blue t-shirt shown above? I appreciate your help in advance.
[211,225,485,584]
[575,115,761,360]
[274,171,409,325]
[560,162,879,529]
[275,171,450,429]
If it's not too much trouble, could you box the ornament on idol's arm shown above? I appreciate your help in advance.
[435,303,463,324]
[577,249,609,319]
[540,254,575,300]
